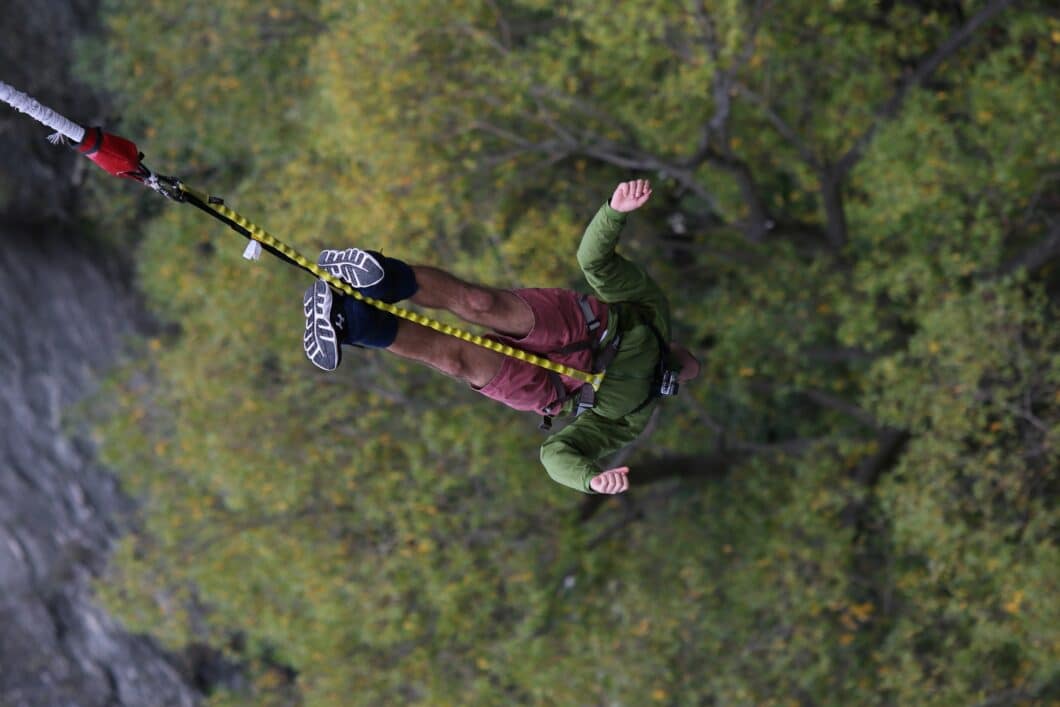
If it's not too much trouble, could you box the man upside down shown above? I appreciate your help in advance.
[301,180,700,494]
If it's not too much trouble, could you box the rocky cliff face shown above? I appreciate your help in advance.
[0,232,200,707]
[0,1,202,705]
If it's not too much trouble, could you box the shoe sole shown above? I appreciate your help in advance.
[303,280,340,371]
[318,248,385,288]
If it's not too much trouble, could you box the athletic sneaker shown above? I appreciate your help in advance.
[317,248,385,289]
[303,279,342,371]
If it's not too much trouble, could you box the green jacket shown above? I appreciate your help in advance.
[539,203,672,493]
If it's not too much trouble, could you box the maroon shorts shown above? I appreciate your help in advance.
[475,288,608,413]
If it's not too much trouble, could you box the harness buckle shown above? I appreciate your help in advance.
[143,172,185,202]
[659,368,680,397]
[575,385,596,416]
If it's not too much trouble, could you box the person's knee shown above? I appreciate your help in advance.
[461,286,502,317]
[434,340,475,381]
[443,341,498,387]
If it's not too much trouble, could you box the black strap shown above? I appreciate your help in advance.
[550,337,596,356]
[626,323,674,416]
[593,333,622,373]
[627,389,657,417]
[540,371,567,429]
[576,385,595,415]
[578,294,600,332]
[545,371,567,407]
[80,126,104,155]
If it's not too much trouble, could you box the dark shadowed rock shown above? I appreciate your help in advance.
[0,1,204,705]
[0,232,202,707]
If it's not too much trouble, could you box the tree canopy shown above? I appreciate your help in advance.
[81,1,1057,704]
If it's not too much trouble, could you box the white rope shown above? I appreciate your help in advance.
[0,80,85,143]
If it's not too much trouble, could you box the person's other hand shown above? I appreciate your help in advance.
[609,179,652,213]
[589,466,630,494]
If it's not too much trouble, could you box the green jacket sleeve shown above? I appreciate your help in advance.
[539,411,642,493]
[577,202,668,316]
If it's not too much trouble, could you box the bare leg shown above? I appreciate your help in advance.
[386,319,504,389]
[410,266,534,338]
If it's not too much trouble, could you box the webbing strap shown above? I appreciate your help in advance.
[593,333,622,373]
[551,340,592,356]
[578,295,600,332]
[176,183,605,391]
[576,385,596,415]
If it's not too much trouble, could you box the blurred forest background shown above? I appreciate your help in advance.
[55,0,1060,704]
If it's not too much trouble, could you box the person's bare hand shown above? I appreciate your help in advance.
[589,466,630,494]
[609,179,652,213]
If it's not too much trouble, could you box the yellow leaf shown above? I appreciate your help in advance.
[851,602,874,622]
[1003,590,1024,615]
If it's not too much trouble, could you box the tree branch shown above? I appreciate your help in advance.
[482,0,512,50]
[802,346,877,364]
[749,380,881,430]
[693,0,722,62]
[806,388,880,429]
[730,437,825,454]
[736,84,821,169]
[577,140,729,215]
[835,0,1018,180]
[716,155,775,242]
[799,0,1019,249]
[819,172,851,250]
[685,0,775,242]
[995,220,1060,277]
[851,427,910,487]
[842,427,911,531]
[631,451,742,487]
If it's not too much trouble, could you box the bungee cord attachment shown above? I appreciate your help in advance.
[0,80,605,391]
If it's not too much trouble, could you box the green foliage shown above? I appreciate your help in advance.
[80,1,1058,705]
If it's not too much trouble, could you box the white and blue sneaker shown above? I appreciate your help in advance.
[317,248,385,289]
[303,279,342,371]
